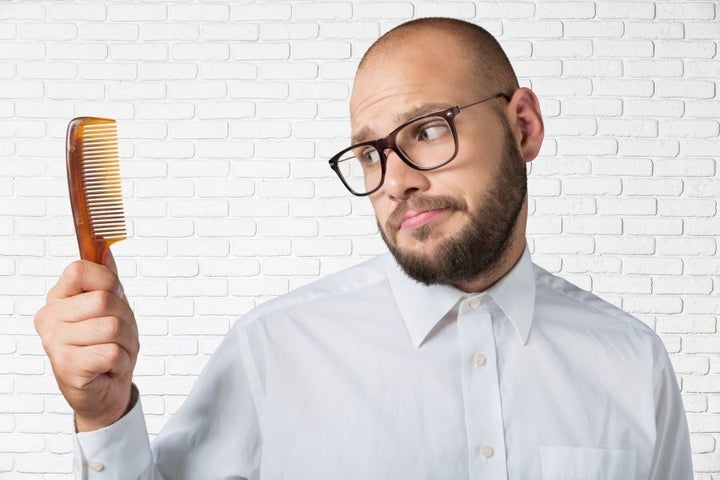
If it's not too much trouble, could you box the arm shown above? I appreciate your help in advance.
[647,351,694,480]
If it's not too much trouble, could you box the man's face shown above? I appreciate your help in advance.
[350,33,528,286]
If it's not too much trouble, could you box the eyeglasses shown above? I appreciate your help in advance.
[328,92,510,196]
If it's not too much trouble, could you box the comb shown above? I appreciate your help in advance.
[65,117,127,263]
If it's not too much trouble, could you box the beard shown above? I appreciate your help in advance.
[379,122,527,286]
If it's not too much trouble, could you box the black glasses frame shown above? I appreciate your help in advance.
[329,92,511,196]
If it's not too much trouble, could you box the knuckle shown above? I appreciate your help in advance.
[89,290,113,313]
[63,261,86,285]
[102,316,122,340]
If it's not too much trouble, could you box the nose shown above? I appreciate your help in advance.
[380,148,431,201]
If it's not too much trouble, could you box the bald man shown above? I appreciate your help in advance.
[36,18,692,480]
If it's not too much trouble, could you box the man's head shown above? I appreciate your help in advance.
[347,18,544,291]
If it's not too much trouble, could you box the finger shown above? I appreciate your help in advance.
[50,315,139,358]
[55,343,133,387]
[102,248,118,276]
[40,289,130,325]
[47,260,123,303]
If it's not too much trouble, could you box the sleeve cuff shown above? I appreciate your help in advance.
[73,385,153,480]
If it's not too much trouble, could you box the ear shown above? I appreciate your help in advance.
[506,87,544,163]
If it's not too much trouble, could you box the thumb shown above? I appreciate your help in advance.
[102,248,127,301]
[102,247,118,276]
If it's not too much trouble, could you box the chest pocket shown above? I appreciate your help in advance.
[540,446,637,480]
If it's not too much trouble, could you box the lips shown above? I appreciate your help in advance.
[399,208,449,230]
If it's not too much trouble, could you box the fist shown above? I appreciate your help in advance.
[34,253,139,432]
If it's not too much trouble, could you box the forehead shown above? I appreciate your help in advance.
[350,31,476,140]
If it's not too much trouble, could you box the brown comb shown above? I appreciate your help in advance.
[66,117,127,263]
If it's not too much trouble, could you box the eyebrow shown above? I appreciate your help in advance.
[351,102,454,145]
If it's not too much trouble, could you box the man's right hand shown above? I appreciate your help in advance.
[34,252,139,432]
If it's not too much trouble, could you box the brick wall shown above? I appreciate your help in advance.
[0,0,718,477]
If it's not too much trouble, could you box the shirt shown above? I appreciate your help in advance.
[73,246,693,480]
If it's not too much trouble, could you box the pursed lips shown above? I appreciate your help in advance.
[399,208,450,230]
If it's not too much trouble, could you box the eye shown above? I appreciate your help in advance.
[417,121,450,142]
[358,147,381,167]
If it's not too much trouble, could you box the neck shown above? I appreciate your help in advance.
[451,234,526,293]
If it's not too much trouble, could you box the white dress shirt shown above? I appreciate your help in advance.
[74,246,693,479]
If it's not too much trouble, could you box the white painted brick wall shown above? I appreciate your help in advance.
[0,0,718,477]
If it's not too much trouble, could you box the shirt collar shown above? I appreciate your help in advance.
[385,245,536,348]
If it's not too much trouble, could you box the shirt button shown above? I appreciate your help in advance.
[481,445,495,458]
[469,297,482,309]
[88,460,104,472]
[472,353,487,368]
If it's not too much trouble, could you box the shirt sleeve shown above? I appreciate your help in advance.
[647,349,694,480]
[73,324,263,480]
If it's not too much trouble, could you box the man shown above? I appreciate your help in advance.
[35,17,692,480]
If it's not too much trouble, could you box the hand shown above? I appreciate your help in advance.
[34,250,139,432]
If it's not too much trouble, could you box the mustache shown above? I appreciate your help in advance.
[386,194,468,230]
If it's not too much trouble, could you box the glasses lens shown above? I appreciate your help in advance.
[396,115,456,168]
[335,145,383,195]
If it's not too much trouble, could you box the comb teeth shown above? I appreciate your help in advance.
[80,122,127,240]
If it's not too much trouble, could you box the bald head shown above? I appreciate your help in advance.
[358,17,519,99]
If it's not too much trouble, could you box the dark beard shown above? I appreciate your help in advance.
[380,123,527,286]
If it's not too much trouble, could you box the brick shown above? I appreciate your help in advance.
[529,157,591,176]
[135,219,194,238]
[534,39,593,58]
[622,256,683,275]
[169,239,230,257]
[562,255,621,274]
[594,275,651,294]
[528,178,561,197]
[139,259,199,278]
[169,160,229,178]
[621,178,683,196]
[263,257,320,276]
[291,198,352,218]
[656,238,717,256]
[596,197,657,215]
[79,22,139,41]
[625,60,683,78]
[596,2,655,19]
[197,297,255,316]
[598,118,657,138]
[320,21,380,39]
[196,219,256,237]
[595,40,654,57]
[232,238,292,257]
[660,120,719,139]
[255,141,315,159]
[595,237,655,256]
[624,21,685,39]
[532,235,594,254]
[229,81,289,99]
[140,63,198,81]
[564,216,622,235]
[624,296,682,315]
[111,43,168,61]
[593,79,654,97]
[136,141,195,159]
[618,139,679,158]
[171,43,228,61]
[293,41,350,60]
[624,99,684,118]
[17,61,77,80]
[654,276,714,294]
[532,79,592,96]
[169,81,227,100]
[685,21,720,39]
[561,98,621,117]
[503,21,562,38]
[685,60,720,79]
[48,3,106,21]
[564,20,623,38]
[655,41,716,59]
[170,278,228,297]
[201,23,258,40]
[681,139,720,157]
[232,42,289,60]
[170,121,228,139]
[196,140,254,159]
[137,102,195,120]
[0,3,45,20]
[170,4,229,21]
[683,179,720,198]
[19,22,77,40]
[141,23,197,41]
[0,42,45,60]
[170,199,228,218]
[230,199,288,218]
[199,259,260,277]
[231,120,291,139]
[656,80,715,99]
[657,198,716,217]
[563,59,622,78]
[415,1,476,17]
[232,3,292,20]
[556,137,617,156]
[109,3,166,21]
[201,63,257,80]
[657,2,716,20]
[258,219,319,238]
[197,101,254,119]
[624,217,683,235]
[262,22,319,40]
[534,197,596,215]
[79,63,137,80]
